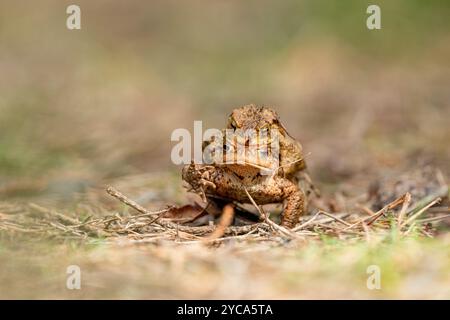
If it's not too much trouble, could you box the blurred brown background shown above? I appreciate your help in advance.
[0,0,449,200]
[1,0,450,300]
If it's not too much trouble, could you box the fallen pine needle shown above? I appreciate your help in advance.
[402,197,442,228]
[397,192,412,226]
[292,211,321,231]
[106,186,172,216]
[318,210,352,227]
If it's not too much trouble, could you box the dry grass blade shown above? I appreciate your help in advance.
[367,194,406,225]
[106,185,265,238]
[29,203,110,237]
[416,214,450,223]
[357,205,376,216]
[342,194,407,231]
[3,168,447,246]
[402,197,442,228]
[406,186,448,214]
[318,210,352,227]
[397,192,412,226]
[182,230,260,244]
[361,222,371,243]
[106,186,172,216]
[292,211,320,231]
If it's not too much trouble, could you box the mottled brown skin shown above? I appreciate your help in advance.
[227,104,306,178]
[182,164,305,228]
[182,104,307,228]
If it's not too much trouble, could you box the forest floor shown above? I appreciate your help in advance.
[1,165,449,299]
[1,1,449,299]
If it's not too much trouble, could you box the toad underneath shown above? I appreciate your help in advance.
[182,104,308,228]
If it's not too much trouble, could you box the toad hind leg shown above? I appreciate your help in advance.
[280,180,306,228]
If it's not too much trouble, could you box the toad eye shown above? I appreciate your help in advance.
[223,144,233,152]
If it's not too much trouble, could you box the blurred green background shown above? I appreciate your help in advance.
[0,0,449,199]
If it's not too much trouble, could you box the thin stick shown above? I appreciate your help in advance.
[416,214,450,223]
[367,194,406,225]
[357,205,375,216]
[318,210,352,227]
[292,211,320,231]
[402,198,441,227]
[106,186,170,216]
[397,192,411,226]
[108,185,269,236]
[406,186,448,215]
[343,194,406,230]
[205,204,235,240]
[361,222,371,243]
[182,230,260,244]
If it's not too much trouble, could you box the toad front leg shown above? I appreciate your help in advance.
[182,164,306,228]
[242,176,306,228]
[182,164,218,201]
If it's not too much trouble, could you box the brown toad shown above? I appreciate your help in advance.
[182,104,307,228]
[227,104,306,179]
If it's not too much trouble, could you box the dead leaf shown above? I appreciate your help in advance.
[162,204,206,223]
